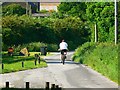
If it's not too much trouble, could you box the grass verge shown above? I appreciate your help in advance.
[72,42,118,84]
[1,52,48,74]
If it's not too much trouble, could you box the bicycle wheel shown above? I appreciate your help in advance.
[61,55,66,65]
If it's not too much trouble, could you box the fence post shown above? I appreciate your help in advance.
[45,82,49,90]
[26,82,29,89]
[38,57,40,64]
[34,54,37,66]
[51,84,55,90]
[2,63,4,69]
[22,61,24,67]
[6,82,9,88]
[59,87,62,90]
[35,60,37,66]
[55,85,59,89]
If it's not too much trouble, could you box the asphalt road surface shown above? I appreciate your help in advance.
[0,51,118,89]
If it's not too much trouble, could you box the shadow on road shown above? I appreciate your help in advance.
[45,59,80,65]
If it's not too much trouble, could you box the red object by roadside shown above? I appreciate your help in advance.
[8,48,13,53]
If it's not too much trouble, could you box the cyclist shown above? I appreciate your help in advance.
[58,39,68,63]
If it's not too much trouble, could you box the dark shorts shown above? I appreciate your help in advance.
[61,49,67,55]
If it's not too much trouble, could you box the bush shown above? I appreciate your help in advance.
[72,42,97,63]
[10,42,58,52]
[47,44,58,52]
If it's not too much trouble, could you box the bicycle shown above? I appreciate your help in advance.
[58,49,67,65]
[61,51,67,65]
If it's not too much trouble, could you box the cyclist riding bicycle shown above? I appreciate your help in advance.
[58,39,68,63]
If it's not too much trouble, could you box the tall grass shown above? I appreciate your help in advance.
[72,42,118,84]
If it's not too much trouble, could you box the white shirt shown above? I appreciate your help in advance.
[59,42,68,50]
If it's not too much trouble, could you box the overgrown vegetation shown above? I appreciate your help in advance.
[2,15,90,51]
[86,2,115,42]
[72,42,118,83]
[2,42,58,52]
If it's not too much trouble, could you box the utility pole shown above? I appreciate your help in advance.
[95,23,97,42]
[115,0,118,45]
[26,2,32,16]
[29,4,32,16]
[26,2,29,15]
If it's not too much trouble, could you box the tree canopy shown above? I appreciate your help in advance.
[57,2,87,21]
[86,2,114,42]
[2,4,26,16]
[2,2,120,51]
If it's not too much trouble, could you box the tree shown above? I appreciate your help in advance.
[57,2,87,21]
[49,16,90,49]
[2,4,26,16]
[86,2,114,42]
[2,15,57,46]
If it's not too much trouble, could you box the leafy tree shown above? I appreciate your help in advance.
[57,2,87,20]
[2,15,90,50]
[86,2,114,42]
[2,15,25,45]
[2,15,35,45]
[2,4,26,16]
[49,16,91,49]
[2,15,57,46]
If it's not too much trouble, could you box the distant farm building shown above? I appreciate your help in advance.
[40,3,60,11]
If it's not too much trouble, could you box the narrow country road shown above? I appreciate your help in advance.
[0,51,118,89]
[44,52,118,88]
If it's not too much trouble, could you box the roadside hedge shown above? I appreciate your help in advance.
[2,42,58,52]
[72,42,118,83]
